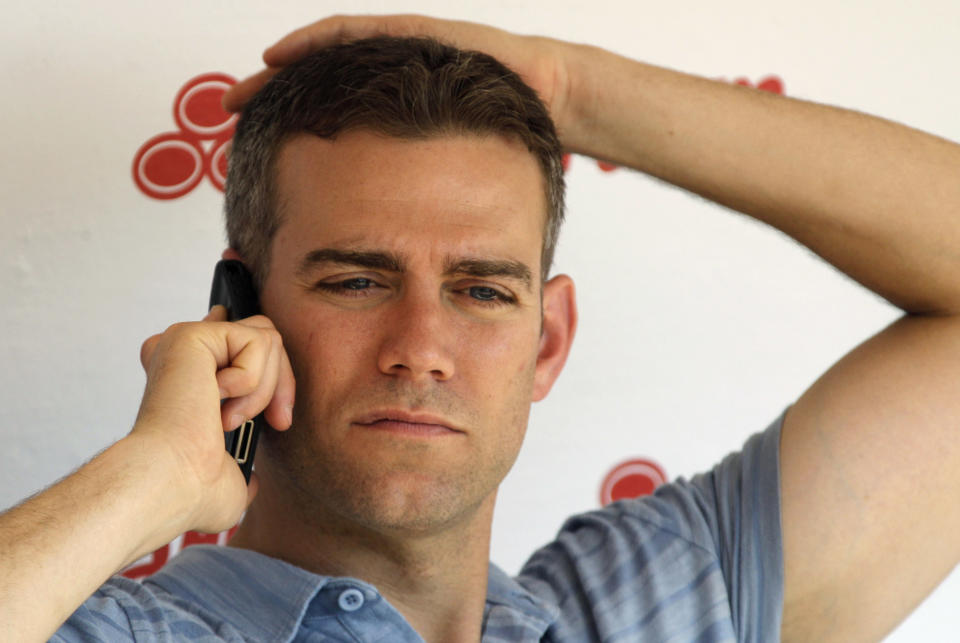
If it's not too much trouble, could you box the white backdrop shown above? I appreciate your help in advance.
[1,1,957,639]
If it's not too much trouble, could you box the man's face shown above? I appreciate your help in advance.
[258,130,552,535]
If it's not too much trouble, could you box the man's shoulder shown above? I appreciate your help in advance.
[53,568,244,642]
[54,546,323,642]
[545,409,784,558]
[511,411,786,642]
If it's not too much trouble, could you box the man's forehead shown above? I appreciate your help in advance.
[274,129,546,205]
[272,130,548,253]
[278,127,536,158]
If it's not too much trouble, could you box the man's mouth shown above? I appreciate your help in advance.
[352,410,464,437]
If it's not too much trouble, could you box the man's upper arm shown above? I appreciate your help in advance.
[779,313,960,641]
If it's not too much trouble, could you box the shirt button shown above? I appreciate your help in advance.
[337,588,365,612]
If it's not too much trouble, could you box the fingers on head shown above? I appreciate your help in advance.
[222,67,279,112]
[266,14,424,65]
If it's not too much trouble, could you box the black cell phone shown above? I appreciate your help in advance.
[208,259,268,483]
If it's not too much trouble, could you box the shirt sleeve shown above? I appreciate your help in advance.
[653,410,785,641]
[51,574,244,643]
[515,411,786,642]
[51,577,161,642]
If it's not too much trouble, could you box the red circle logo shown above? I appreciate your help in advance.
[133,72,237,200]
[174,73,238,140]
[599,458,668,506]
[132,132,205,200]
[206,134,232,192]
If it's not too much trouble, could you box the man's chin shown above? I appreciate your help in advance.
[323,469,494,537]
[259,427,505,537]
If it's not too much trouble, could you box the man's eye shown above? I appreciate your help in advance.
[340,278,373,290]
[466,286,516,306]
[315,277,377,295]
[469,286,500,301]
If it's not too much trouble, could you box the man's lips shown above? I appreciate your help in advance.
[351,410,464,437]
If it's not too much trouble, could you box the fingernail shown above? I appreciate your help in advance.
[285,404,294,426]
[229,414,245,431]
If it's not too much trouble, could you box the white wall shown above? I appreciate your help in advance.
[1,1,957,639]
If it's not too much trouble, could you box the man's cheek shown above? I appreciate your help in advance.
[302,317,373,375]
[501,330,542,379]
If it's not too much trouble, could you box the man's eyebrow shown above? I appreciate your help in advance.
[297,248,403,276]
[444,258,533,290]
[297,249,534,290]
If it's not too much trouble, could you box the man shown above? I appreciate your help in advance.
[2,13,959,642]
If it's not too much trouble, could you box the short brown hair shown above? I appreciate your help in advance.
[225,36,565,289]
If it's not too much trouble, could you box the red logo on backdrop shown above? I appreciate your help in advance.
[133,73,237,199]
[731,75,784,94]
[599,458,668,506]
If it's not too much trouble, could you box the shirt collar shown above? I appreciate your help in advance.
[486,562,560,632]
[146,545,327,642]
[145,546,559,640]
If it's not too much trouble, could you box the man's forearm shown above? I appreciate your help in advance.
[0,434,190,641]
[565,45,960,315]
[0,307,292,641]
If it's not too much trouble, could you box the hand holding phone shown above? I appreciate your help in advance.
[208,259,272,483]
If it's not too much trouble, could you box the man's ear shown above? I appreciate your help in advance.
[221,248,244,262]
[533,274,577,402]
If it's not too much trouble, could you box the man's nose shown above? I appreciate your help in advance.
[376,287,455,382]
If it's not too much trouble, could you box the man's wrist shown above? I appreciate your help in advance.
[0,430,207,640]
[559,42,626,158]
[107,431,203,566]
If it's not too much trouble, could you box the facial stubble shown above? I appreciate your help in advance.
[260,370,535,537]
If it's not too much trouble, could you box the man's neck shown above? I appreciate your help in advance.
[229,477,495,643]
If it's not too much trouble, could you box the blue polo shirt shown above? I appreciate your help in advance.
[53,412,784,642]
